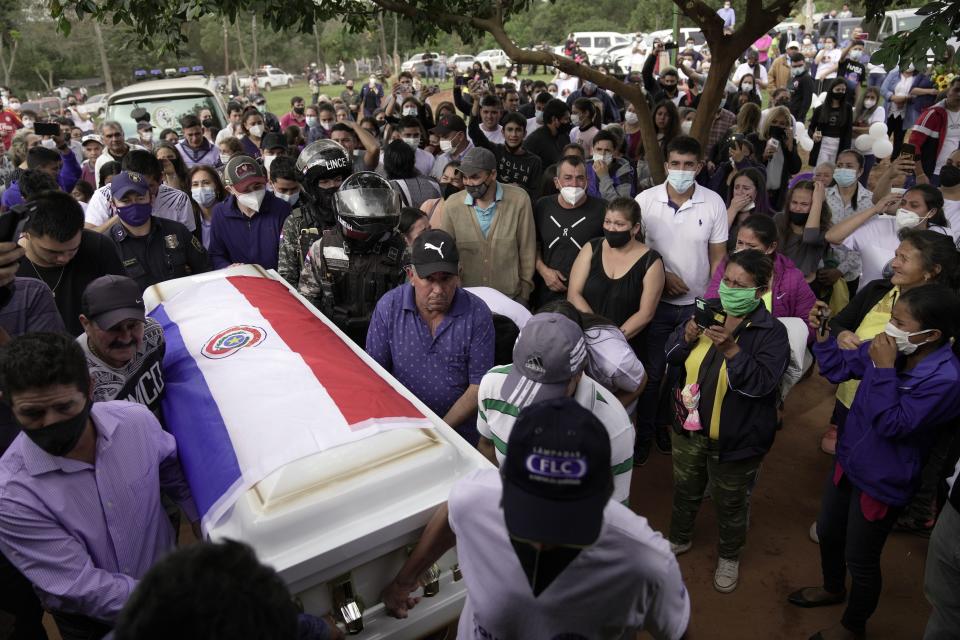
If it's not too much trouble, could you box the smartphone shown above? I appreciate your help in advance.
[34,122,60,136]
[0,204,31,310]
[663,42,680,51]
[899,143,916,173]
[695,297,727,330]
[817,307,831,339]
[455,75,465,87]
[767,137,781,150]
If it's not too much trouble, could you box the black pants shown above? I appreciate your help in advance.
[817,472,902,635]
[50,612,110,640]
[888,115,906,160]
[0,550,47,640]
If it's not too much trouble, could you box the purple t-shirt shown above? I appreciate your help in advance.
[366,285,494,444]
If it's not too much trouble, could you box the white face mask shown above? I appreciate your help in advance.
[666,169,697,193]
[883,322,934,355]
[402,136,420,148]
[680,120,693,135]
[570,114,581,126]
[140,132,153,142]
[262,155,276,172]
[306,116,318,128]
[559,186,585,205]
[592,152,612,165]
[320,121,333,131]
[219,153,231,165]
[9,102,20,110]
[22,118,33,128]
[741,83,754,92]
[40,138,57,149]
[248,124,264,138]
[402,107,418,117]
[235,188,266,212]
[191,186,217,207]
[439,138,454,152]
[535,109,544,123]
[275,190,300,206]
[624,112,638,125]
[864,98,877,109]
[848,50,862,61]
[895,207,931,232]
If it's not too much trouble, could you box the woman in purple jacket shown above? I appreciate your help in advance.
[789,284,960,640]
[706,214,817,341]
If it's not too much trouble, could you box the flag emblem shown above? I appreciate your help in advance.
[202,325,267,359]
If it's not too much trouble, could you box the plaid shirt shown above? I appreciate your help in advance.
[707,109,737,158]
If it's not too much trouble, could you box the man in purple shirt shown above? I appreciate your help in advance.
[0,333,198,640]
[175,114,221,169]
[366,229,494,445]
[209,155,291,270]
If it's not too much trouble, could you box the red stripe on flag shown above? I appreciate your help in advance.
[226,276,426,425]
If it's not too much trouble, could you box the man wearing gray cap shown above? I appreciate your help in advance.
[476,311,635,504]
[77,274,166,415]
[439,147,536,305]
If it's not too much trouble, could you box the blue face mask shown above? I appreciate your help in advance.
[833,167,858,187]
[666,169,697,193]
[191,186,218,208]
[117,201,152,227]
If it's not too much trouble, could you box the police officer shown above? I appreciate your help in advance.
[106,170,209,290]
[298,171,406,345]
[278,139,353,288]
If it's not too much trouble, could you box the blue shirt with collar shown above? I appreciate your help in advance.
[365,284,494,444]
[464,182,504,237]
[208,191,291,270]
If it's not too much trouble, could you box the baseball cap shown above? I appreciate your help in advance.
[80,133,103,146]
[500,313,587,406]
[80,275,145,329]
[110,171,150,200]
[458,147,496,176]
[260,132,286,152]
[411,229,460,277]
[502,398,613,546]
[430,114,466,135]
[136,121,153,132]
[223,155,266,191]
[787,40,802,50]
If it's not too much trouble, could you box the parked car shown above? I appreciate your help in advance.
[447,54,476,74]
[256,67,293,90]
[106,76,227,136]
[76,93,108,117]
[817,17,864,44]
[570,32,635,58]
[475,49,511,69]
[594,42,635,69]
[401,52,440,73]
[20,97,63,117]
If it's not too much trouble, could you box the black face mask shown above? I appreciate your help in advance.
[465,181,490,200]
[21,399,91,457]
[604,228,633,248]
[789,211,810,226]
[831,92,845,102]
[442,183,461,199]
[769,125,787,141]
[293,106,305,115]
[940,163,960,188]
[558,121,574,135]
[314,185,338,214]
[660,82,678,95]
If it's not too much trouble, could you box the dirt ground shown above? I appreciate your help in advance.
[630,370,932,640]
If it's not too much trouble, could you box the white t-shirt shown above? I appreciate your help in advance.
[733,63,768,84]
[935,109,960,175]
[92,145,146,188]
[85,182,196,232]
[480,124,505,145]
[448,469,690,640]
[815,48,842,80]
[526,116,541,136]
[842,216,950,285]
[477,367,634,504]
[466,286,531,330]
[637,183,728,306]
[889,74,914,117]
[942,198,960,245]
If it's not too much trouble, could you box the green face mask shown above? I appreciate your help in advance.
[718,281,761,316]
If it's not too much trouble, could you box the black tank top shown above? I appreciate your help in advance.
[582,238,661,330]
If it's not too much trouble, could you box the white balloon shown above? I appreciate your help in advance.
[869,122,888,139]
[872,137,894,159]
[799,136,814,152]
[855,134,874,153]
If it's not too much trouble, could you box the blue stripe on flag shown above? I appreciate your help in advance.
[151,304,242,521]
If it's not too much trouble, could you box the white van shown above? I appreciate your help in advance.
[570,32,634,57]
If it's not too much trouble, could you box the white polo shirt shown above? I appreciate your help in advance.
[449,468,690,640]
[84,183,196,232]
[477,366,634,504]
[636,182,727,306]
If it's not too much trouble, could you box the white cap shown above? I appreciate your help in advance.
[81,133,103,146]
[787,41,802,49]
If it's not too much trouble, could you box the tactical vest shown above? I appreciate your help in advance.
[317,227,405,343]
[110,218,191,288]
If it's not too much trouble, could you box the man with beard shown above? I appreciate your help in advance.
[278,140,353,288]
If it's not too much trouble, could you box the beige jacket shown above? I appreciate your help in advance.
[439,182,536,304]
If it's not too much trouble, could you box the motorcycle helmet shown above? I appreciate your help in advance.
[335,171,400,249]
[296,139,353,204]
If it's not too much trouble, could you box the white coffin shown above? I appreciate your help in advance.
[144,266,491,638]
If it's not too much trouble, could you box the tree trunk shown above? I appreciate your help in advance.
[234,21,250,74]
[251,14,258,72]
[93,21,113,93]
[0,37,17,88]
[222,17,230,74]
[313,23,321,66]
[392,13,399,76]
[377,13,389,75]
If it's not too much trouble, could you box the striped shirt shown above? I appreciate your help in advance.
[0,401,197,621]
[84,183,196,232]
[477,365,634,504]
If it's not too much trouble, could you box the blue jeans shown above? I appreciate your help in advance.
[867,73,886,88]
[924,501,960,639]
[817,472,902,635]
[636,301,694,443]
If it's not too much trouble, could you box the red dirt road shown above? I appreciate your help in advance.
[630,370,931,639]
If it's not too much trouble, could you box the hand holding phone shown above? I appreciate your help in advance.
[695,297,727,330]
[817,307,831,339]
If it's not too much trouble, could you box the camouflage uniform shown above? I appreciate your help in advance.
[668,430,762,560]
[298,226,406,345]
[277,201,335,288]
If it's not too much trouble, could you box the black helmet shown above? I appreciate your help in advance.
[335,171,400,250]
[297,139,352,200]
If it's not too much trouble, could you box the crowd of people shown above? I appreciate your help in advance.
[0,8,960,640]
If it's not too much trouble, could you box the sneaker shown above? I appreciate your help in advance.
[809,521,819,544]
[655,426,672,454]
[670,540,692,556]
[714,558,740,593]
[634,438,651,467]
[820,426,837,455]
